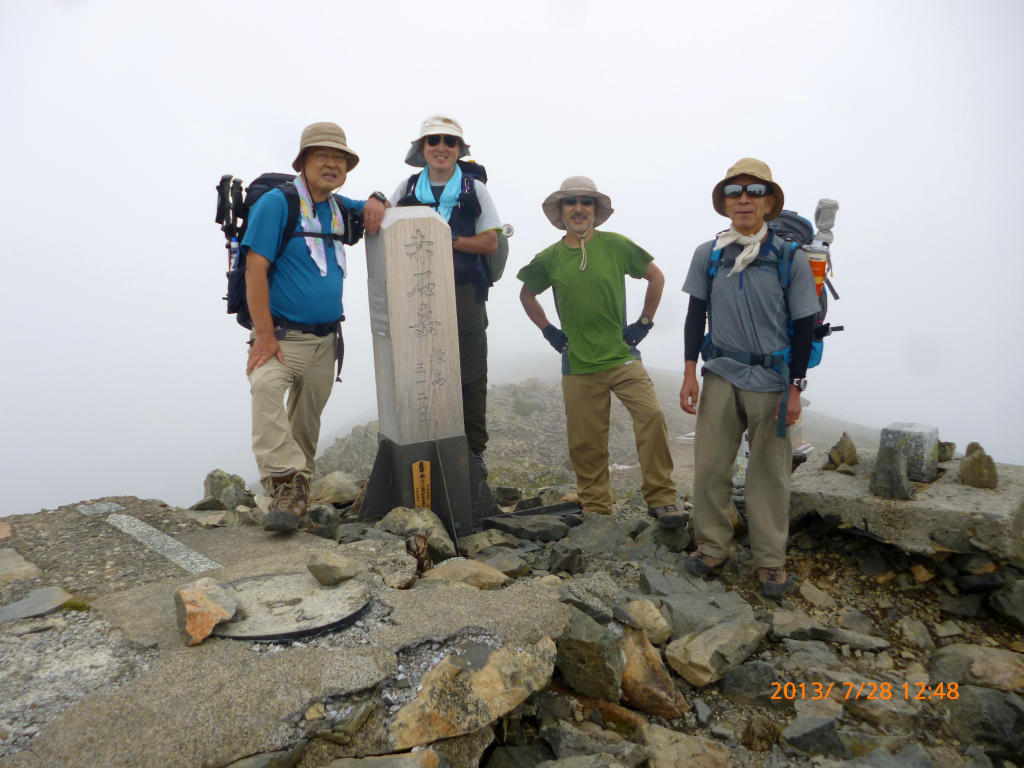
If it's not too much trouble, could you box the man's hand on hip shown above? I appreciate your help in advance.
[623,319,652,347]
[680,374,700,415]
[776,384,803,427]
[247,333,286,375]
[542,324,569,353]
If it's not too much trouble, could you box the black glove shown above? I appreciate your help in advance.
[542,324,569,353]
[623,319,653,347]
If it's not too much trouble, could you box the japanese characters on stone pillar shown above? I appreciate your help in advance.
[365,208,464,445]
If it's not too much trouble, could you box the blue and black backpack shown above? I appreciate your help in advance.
[700,210,843,436]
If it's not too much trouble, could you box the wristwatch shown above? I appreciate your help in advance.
[790,378,808,391]
[639,315,653,326]
[370,191,387,205]
[452,233,459,244]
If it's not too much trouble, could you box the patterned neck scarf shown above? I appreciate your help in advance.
[714,222,769,276]
[294,174,347,277]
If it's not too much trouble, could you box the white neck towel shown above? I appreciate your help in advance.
[713,223,769,275]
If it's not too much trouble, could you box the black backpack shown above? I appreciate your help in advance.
[216,173,365,329]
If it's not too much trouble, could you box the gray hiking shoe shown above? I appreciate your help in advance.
[648,504,686,529]
[759,566,788,600]
[683,550,726,577]
[263,472,308,533]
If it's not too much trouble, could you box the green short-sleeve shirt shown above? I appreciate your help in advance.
[517,230,653,374]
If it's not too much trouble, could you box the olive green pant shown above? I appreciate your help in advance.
[562,360,676,515]
[693,370,793,568]
[456,284,488,453]
[247,330,336,490]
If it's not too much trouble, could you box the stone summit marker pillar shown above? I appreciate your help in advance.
[358,207,497,544]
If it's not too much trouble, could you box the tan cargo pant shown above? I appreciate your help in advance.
[562,360,676,516]
[248,330,337,490]
[693,370,792,568]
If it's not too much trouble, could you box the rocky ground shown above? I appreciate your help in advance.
[0,379,1021,768]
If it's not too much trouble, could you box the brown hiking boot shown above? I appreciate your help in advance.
[683,550,726,577]
[263,471,308,533]
[759,566,788,600]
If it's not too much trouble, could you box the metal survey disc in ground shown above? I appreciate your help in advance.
[211,572,371,642]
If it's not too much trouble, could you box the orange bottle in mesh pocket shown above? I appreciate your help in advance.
[805,248,829,296]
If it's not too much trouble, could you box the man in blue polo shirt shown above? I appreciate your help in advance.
[243,122,389,532]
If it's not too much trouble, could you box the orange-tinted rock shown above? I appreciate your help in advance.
[548,682,646,728]
[620,627,690,719]
[174,577,241,647]
[0,523,11,540]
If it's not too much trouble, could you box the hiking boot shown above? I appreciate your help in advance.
[759,566,787,600]
[683,550,726,577]
[471,450,488,478]
[263,471,308,533]
[648,504,686,529]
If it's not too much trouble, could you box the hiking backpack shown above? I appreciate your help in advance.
[215,173,365,329]
[396,159,510,285]
[700,205,843,437]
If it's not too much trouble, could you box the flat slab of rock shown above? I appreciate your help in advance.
[0,586,73,623]
[0,547,43,585]
[459,529,519,558]
[483,515,569,542]
[639,566,716,597]
[929,643,1024,693]
[791,447,1024,562]
[420,559,510,590]
[634,722,731,768]
[210,572,370,641]
[660,591,753,639]
[665,619,768,687]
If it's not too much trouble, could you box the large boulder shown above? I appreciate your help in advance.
[378,507,457,561]
[556,610,624,701]
[390,638,556,749]
[665,619,768,687]
[634,723,731,768]
[174,578,241,646]
[311,471,362,506]
[619,627,690,719]
[420,559,510,590]
[930,644,1024,693]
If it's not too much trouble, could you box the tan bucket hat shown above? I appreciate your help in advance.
[405,113,471,167]
[711,158,784,221]
[291,122,360,172]
[542,176,614,230]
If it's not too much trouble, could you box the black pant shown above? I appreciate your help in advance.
[455,284,488,452]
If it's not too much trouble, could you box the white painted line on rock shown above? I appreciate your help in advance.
[105,514,221,573]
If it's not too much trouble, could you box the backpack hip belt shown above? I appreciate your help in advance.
[700,339,791,439]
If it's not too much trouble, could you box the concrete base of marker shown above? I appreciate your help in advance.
[358,435,499,546]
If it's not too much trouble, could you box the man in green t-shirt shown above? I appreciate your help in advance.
[517,177,682,527]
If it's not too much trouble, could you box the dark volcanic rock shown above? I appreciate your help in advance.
[946,685,1024,758]
[548,541,585,575]
[780,715,846,758]
[870,446,913,500]
[484,515,569,542]
[555,610,623,701]
[988,581,1024,630]
[720,661,789,709]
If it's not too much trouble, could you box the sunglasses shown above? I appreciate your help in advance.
[562,197,596,207]
[425,135,460,148]
[722,183,772,198]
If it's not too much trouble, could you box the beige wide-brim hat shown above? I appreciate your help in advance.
[405,113,471,167]
[291,122,360,172]
[542,176,614,230]
[711,158,785,221]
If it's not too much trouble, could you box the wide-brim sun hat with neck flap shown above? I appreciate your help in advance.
[291,122,360,172]
[405,113,472,167]
[711,158,785,221]
[542,176,614,230]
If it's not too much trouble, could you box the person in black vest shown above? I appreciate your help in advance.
[388,114,503,476]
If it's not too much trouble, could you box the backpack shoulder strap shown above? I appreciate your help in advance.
[278,184,301,259]
[460,174,482,215]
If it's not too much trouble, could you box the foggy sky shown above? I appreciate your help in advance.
[2,0,1022,516]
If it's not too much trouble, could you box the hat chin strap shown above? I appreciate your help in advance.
[562,213,594,271]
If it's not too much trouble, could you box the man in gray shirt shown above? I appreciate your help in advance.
[679,158,819,599]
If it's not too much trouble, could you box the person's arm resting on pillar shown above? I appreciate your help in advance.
[679,296,707,414]
[453,229,499,255]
